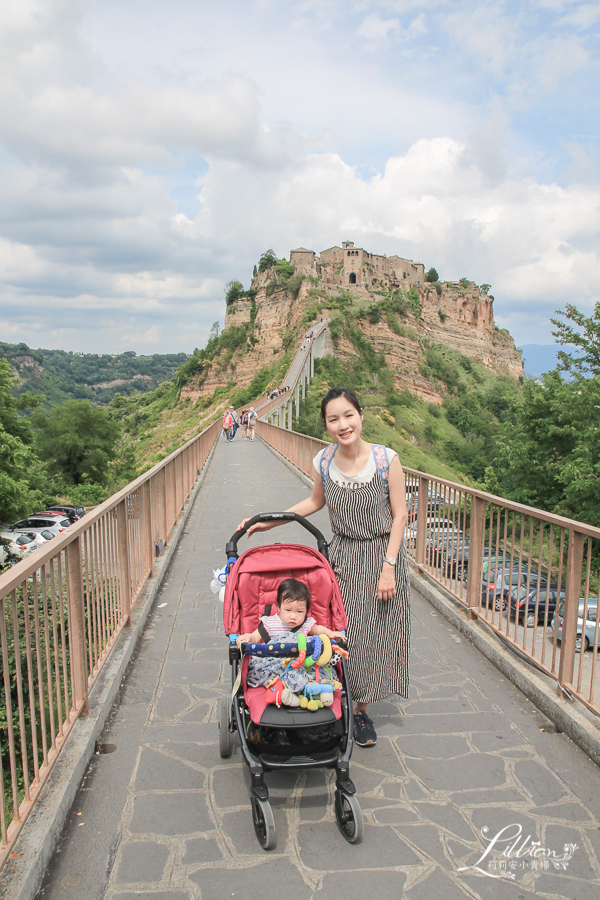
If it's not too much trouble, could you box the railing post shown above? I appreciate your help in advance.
[66,538,89,715]
[142,479,152,576]
[558,529,585,692]
[117,499,131,624]
[415,475,429,568]
[160,466,168,545]
[466,495,485,614]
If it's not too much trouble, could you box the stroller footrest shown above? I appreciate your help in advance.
[259,706,337,727]
[259,749,339,769]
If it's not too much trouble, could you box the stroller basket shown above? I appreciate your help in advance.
[218,512,363,849]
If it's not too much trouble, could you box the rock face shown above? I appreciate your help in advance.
[184,242,523,401]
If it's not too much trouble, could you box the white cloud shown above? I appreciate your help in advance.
[119,323,162,346]
[0,0,598,353]
[356,13,401,41]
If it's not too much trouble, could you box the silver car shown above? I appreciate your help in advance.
[555,599,599,652]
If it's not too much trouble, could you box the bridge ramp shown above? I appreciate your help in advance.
[36,437,600,900]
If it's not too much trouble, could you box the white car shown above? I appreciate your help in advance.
[0,531,45,561]
[8,515,71,537]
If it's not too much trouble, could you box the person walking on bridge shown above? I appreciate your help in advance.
[238,387,410,749]
[246,407,257,442]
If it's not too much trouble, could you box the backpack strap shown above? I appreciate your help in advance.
[319,443,339,488]
[371,444,390,486]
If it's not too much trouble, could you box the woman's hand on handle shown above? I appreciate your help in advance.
[235,517,278,537]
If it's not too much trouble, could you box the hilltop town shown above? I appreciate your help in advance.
[188,241,523,405]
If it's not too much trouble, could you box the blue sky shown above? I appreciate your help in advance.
[0,0,598,353]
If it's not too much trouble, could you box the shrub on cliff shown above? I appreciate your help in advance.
[259,249,277,271]
[225,280,244,305]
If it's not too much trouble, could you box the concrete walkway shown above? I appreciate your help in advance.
[36,436,600,900]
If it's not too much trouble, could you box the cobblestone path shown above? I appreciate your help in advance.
[38,437,600,900]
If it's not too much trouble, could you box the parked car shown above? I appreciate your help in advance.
[7,515,71,537]
[483,564,543,612]
[509,585,564,626]
[413,519,461,553]
[445,546,508,584]
[44,505,85,523]
[0,531,45,561]
[555,599,600,652]
[430,535,465,569]
[406,489,444,520]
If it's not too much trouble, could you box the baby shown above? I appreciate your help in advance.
[237,578,345,697]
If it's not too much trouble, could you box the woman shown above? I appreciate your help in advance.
[237,387,410,747]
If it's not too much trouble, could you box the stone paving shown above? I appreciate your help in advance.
[37,435,600,900]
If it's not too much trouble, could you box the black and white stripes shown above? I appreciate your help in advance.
[325,464,411,703]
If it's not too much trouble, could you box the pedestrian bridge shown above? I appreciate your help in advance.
[2,428,600,900]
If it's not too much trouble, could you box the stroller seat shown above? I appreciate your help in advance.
[241,655,343,726]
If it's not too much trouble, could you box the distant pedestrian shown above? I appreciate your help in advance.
[222,409,233,442]
[228,407,237,440]
[247,407,257,442]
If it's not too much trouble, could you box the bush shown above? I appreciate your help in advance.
[275,259,295,281]
[409,287,421,319]
[287,273,304,301]
[259,250,277,272]
[434,282,442,296]
[225,280,244,305]
[423,348,461,391]
[438,309,447,323]
[459,277,470,288]
[425,267,439,283]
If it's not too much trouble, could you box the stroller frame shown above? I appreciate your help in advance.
[219,512,363,849]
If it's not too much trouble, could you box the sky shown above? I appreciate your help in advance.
[0,0,599,355]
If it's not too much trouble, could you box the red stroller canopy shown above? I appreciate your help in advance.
[223,543,347,636]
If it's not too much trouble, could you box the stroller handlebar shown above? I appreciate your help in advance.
[226,512,329,560]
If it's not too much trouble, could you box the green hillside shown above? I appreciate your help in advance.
[0,341,189,408]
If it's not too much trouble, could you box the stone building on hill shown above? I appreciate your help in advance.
[290,241,425,289]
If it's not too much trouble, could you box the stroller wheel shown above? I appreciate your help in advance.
[251,796,276,850]
[334,790,363,844]
[218,698,231,758]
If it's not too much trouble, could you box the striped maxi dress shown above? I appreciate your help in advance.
[322,445,411,703]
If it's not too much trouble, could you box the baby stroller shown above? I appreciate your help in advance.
[219,512,363,850]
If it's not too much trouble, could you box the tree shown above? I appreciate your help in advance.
[258,249,277,272]
[0,360,46,522]
[0,358,40,443]
[33,400,121,485]
[425,267,439,283]
[551,301,600,378]
[480,284,491,295]
[494,303,600,526]
[225,280,244,305]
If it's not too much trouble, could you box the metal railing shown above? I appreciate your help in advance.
[256,421,600,720]
[0,417,221,868]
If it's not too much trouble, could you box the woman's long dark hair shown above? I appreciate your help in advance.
[320,387,363,423]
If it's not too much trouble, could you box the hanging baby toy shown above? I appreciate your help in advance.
[264,634,343,711]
